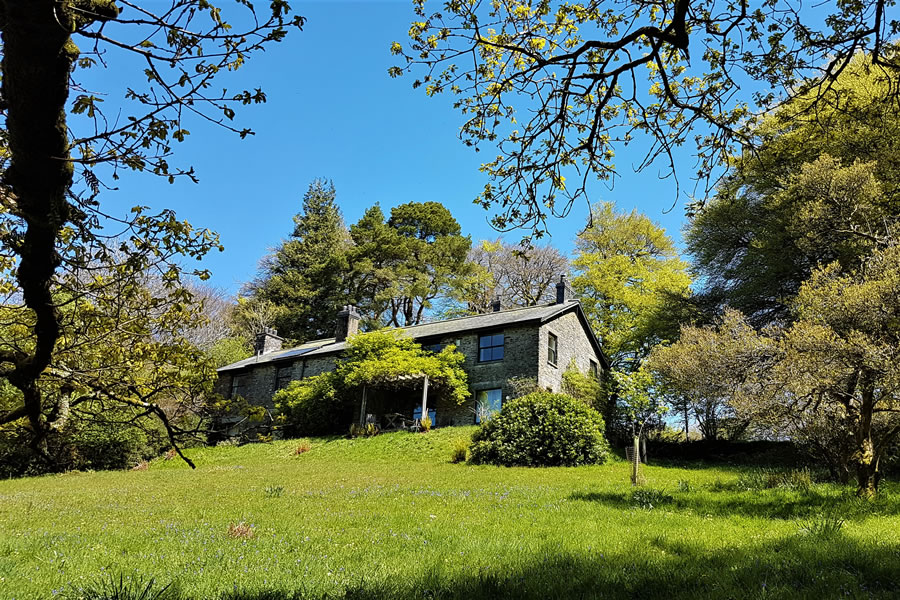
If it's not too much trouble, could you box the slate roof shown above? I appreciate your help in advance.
[218,300,607,372]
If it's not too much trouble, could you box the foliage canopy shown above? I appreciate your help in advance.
[394,0,900,233]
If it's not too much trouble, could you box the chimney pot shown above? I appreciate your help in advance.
[336,305,361,342]
[254,327,283,355]
[556,274,572,304]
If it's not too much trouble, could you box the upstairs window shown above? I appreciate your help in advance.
[589,359,599,379]
[423,343,446,354]
[478,333,504,362]
[547,332,558,366]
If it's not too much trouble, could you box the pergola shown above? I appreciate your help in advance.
[357,373,430,427]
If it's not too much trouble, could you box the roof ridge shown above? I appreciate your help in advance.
[399,300,572,330]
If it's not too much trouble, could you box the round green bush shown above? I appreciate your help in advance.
[468,391,609,467]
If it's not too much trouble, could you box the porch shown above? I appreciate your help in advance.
[354,374,474,430]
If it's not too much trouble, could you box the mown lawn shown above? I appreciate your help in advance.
[1,428,899,600]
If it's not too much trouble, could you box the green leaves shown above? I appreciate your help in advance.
[337,330,469,403]
[572,202,692,370]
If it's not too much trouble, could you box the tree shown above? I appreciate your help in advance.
[651,240,900,497]
[572,202,692,371]
[647,310,766,442]
[0,1,303,455]
[0,261,220,470]
[249,180,351,341]
[612,368,667,481]
[274,329,469,434]
[687,57,900,325]
[337,329,468,403]
[393,1,900,233]
[350,202,472,326]
[450,238,568,314]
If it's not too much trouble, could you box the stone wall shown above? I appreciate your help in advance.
[537,311,603,392]
[421,324,540,425]
[216,355,337,410]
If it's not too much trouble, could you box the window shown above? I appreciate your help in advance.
[478,333,504,362]
[475,388,502,423]
[423,343,446,354]
[547,332,558,366]
[275,364,293,390]
[589,359,599,379]
[230,375,247,399]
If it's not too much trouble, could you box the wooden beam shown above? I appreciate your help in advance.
[359,385,367,426]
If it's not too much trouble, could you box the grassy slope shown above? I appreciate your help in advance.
[1,428,899,600]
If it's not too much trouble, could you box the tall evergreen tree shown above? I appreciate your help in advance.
[248,180,350,342]
[349,202,472,326]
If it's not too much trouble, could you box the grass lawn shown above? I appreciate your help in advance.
[2,428,899,600]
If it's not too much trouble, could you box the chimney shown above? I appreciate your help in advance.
[556,274,572,304]
[254,327,283,355]
[491,295,502,312]
[335,305,361,342]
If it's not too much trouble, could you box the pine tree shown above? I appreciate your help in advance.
[249,180,350,342]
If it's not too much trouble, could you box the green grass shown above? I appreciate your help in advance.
[2,428,899,599]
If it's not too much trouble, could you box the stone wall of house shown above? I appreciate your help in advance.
[216,355,337,410]
[537,311,603,393]
[423,324,540,425]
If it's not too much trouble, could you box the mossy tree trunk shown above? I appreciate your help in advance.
[0,0,117,447]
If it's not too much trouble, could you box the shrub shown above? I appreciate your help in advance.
[420,412,432,432]
[631,487,674,510]
[264,485,284,498]
[274,373,348,436]
[797,514,845,539]
[561,360,605,410]
[67,421,153,471]
[294,439,312,455]
[736,467,812,492]
[468,392,609,467]
[449,437,469,463]
[0,414,163,478]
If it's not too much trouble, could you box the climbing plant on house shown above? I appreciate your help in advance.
[275,330,468,435]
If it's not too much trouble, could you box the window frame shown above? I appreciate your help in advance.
[230,374,247,399]
[475,388,503,423]
[589,359,599,379]
[547,332,559,367]
[477,332,505,363]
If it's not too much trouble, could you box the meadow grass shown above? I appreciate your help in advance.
[1,428,899,599]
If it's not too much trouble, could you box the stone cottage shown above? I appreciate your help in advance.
[215,276,608,429]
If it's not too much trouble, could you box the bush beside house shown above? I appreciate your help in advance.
[274,373,349,437]
[468,391,609,467]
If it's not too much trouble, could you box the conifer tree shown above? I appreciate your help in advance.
[249,180,351,342]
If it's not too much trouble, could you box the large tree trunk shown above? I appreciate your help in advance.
[853,373,879,498]
[1,1,78,446]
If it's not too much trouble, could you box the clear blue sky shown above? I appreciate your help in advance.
[87,0,698,295]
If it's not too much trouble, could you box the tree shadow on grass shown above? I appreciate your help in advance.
[206,534,899,600]
[570,485,900,520]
